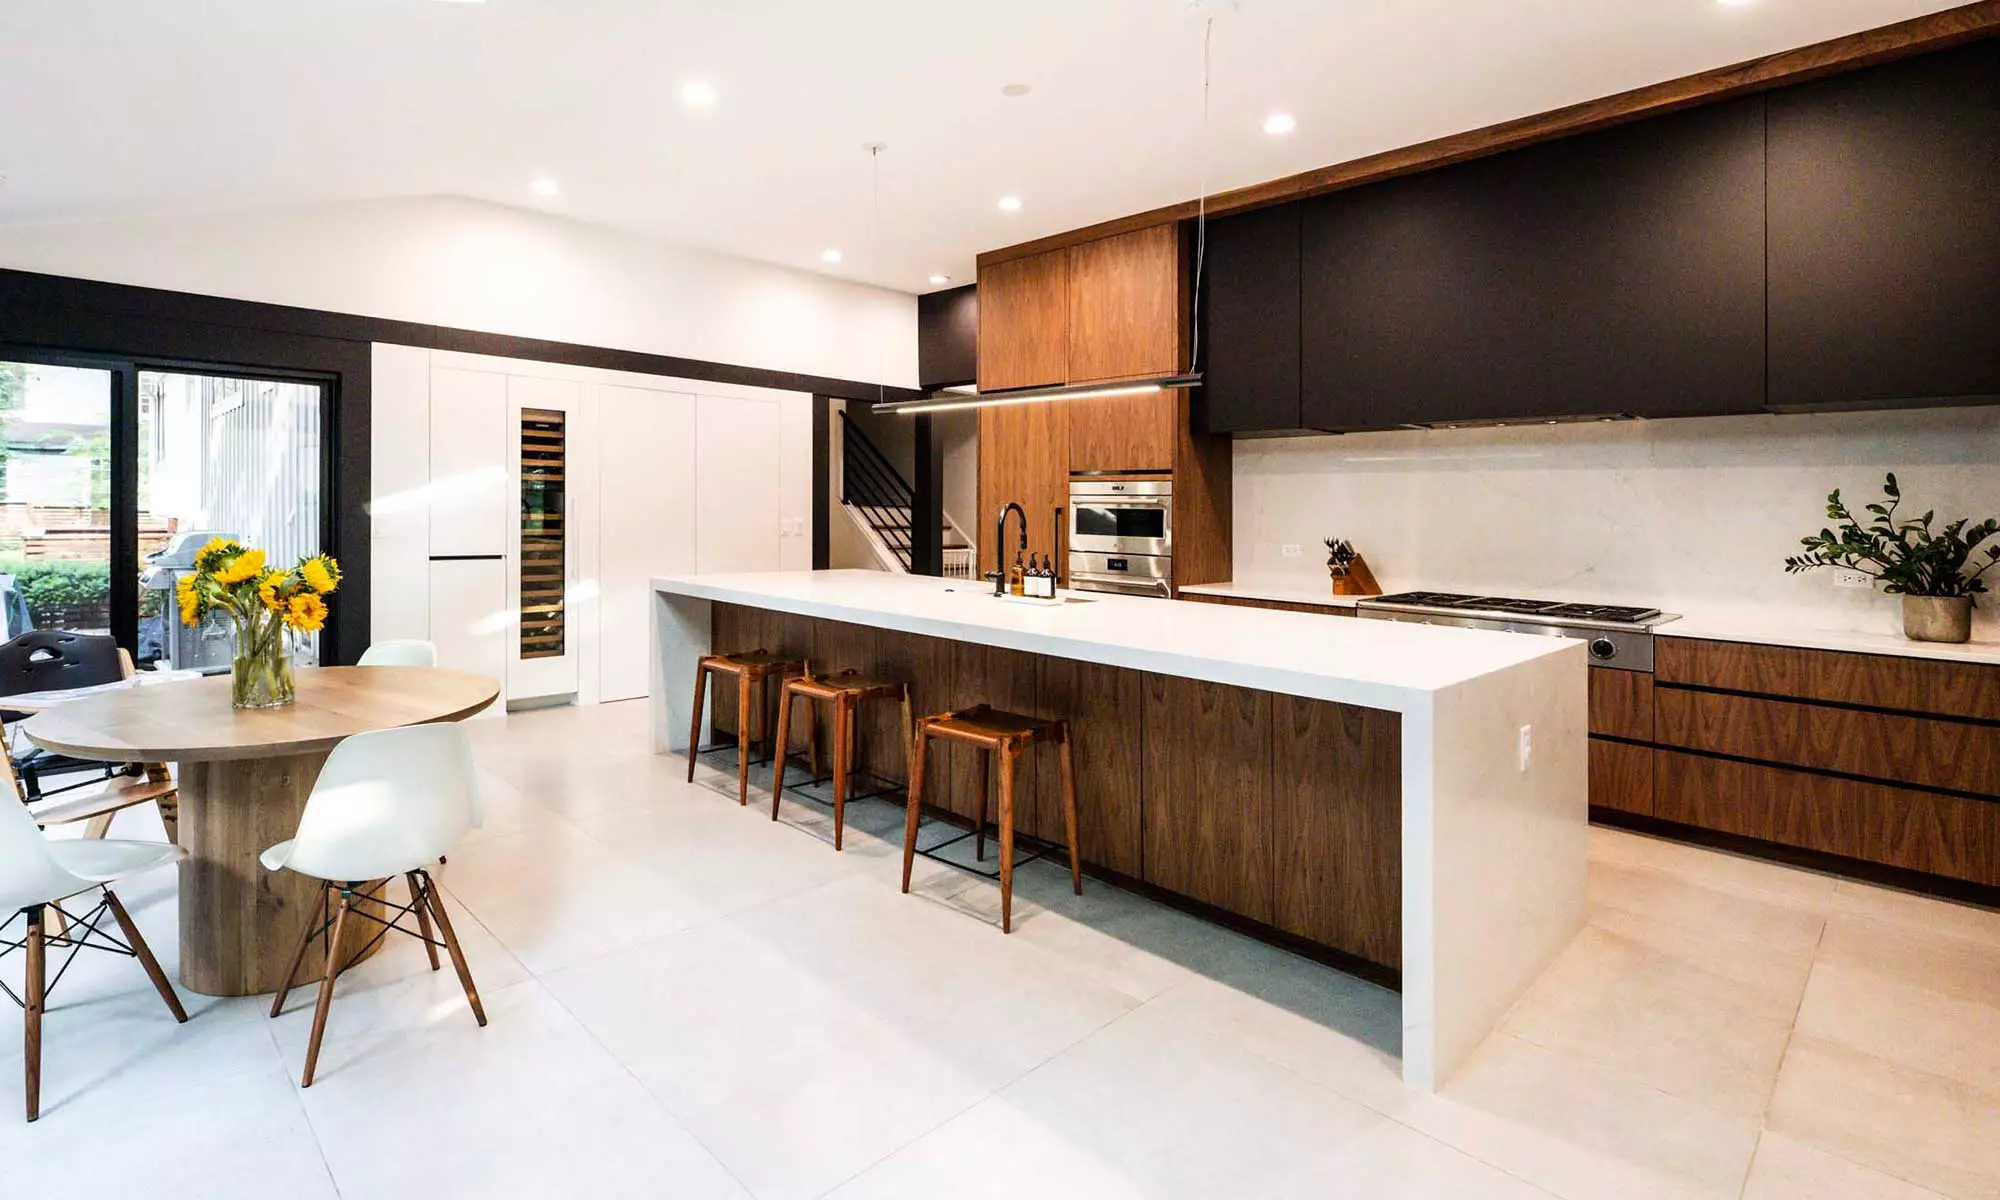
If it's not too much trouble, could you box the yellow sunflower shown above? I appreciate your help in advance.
[257,571,286,612]
[284,591,328,634]
[175,574,201,627]
[214,548,266,586]
[299,555,341,595]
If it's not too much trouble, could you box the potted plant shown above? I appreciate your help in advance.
[1784,473,1999,644]
[175,538,341,708]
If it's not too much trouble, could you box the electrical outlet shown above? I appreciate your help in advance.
[1281,544,1302,558]
[1833,569,1874,589]
[1517,724,1533,772]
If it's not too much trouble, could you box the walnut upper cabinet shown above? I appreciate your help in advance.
[1065,225,1186,384]
[977,225,1185,394]
[977,250,1069,391]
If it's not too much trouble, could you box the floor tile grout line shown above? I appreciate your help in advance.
[529,972,763,1200]
[263,1011,348,1200]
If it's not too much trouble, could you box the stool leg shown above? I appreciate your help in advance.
[998,742,1018,934]
[770,687,794,821]
[974,748,991,862]
[901,727,930,892]
[1058,724,1083,896]
[900,684,914,779]
[686,665,708,782]
[736,671,753,806]
[831,698,852,850]
[806,694,821,780]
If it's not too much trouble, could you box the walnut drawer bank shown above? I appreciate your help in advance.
[650,570,1587,1091]
[1588,634,2000,901]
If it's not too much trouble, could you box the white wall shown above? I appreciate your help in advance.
[1233,407,2000,637]
[0,195,917,388]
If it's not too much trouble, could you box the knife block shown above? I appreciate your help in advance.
[1330,553,1383,597]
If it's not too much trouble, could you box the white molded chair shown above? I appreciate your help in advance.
[261,723,484,1086]
[1,780,187,1122]
[356,639,438,668]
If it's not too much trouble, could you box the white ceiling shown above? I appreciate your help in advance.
[0,0,1965,294]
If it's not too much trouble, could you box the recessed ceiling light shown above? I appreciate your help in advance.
[1263,113,1297,135]
[681,80,717,109]
[529,177,560,197]
[1000,83,1031,97]
[1715,0,1754,5]
[997,195,1022,213]
[821,248,843,264]
[928,274,951,285]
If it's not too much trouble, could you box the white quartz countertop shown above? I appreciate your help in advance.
[1178,581,1363,609]
[1187,580,2000,668]
[1659,614,2000,666]
[654,569,1579,712]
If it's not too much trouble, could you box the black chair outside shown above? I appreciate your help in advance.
[0,631,134,801]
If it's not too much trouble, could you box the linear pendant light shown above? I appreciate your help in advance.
[872,374,1204,415]
[877,14,1219,418]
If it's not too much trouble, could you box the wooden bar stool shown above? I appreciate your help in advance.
[686,650,807,805]
[770,667,911,850]
[900,704,1081,933]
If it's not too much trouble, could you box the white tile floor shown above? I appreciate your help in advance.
[7,699,1999,1199]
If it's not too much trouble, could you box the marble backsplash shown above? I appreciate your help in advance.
[1232,406,2000,638]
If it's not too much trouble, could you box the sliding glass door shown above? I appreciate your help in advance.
[0,354,327,670]
[0,360,115,641]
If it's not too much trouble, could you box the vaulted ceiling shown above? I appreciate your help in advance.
[0,0,1964,292]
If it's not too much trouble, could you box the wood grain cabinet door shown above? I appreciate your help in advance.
[975,401,1070,580]
[1140,673,1274,924]
[977,250,1069,391]
[1067,392,1176,474]
[1065,225,1184,384]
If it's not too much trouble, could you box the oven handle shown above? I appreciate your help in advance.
[1070,573,1172,598]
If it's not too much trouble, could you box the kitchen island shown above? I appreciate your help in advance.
[649,570,1586,1090]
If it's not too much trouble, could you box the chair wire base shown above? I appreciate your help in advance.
[0,894,136,1008]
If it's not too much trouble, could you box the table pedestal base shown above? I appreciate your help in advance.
[176,751,390,997]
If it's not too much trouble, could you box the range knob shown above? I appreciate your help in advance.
[1588,637,1618,661]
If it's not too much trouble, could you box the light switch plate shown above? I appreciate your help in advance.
[1281,544,1302,558]
[1517,724,1533,772]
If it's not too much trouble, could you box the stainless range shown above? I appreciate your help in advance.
[1354,591,1679,671]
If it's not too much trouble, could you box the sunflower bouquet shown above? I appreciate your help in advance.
[176,538,341,709]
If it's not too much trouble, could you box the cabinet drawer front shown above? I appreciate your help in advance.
[1656,750,1996,884]
[1588,739,1654,816]
[1588,669,1653,741]
[1654,686,2000,798]
[1655,637,2000,722]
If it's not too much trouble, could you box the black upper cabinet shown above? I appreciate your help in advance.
[1196,203,1305,435]
[1301,97,1768,430]
[1767,41,2000,411]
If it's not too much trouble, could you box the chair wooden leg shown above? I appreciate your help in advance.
[102,889,188,1023]
[901,727,930,892]
[997,743,1018,934]
[421,875,486,1028]
[1057,725,1082,897]
[686,665,708,783]
[770,687,794,820]
[300,889,354,1088]
[156,793,179,845]
[832,699,852,851]
[270,884,326,1018]
[24,905,45,1122]
[83,812,116,839]
[974,749,991,862]
[735,670,753,806]
[407,873,440,971]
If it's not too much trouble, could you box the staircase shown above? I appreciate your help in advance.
[840,411,973,578]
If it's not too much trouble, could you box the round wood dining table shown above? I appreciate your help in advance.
[20,666,499,997]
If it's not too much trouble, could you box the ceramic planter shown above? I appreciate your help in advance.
[1901,594,1973,644]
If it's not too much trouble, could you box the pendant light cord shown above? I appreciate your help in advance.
[871,143,886,407]
[1187,15,1213,377]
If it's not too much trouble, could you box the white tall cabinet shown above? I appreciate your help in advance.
[369,345,806,709]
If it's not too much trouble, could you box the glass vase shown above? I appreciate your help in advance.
[232,642,296,709]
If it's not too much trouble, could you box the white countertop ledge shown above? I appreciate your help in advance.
[651,570,1577,713]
